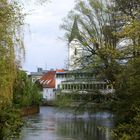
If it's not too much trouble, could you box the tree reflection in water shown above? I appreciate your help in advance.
[56,114,114,140]
[20,107,114,140]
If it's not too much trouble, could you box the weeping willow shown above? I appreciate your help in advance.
[0,0,25,105]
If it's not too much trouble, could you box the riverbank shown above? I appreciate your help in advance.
[41,100,56,106]
[20,105,40,116]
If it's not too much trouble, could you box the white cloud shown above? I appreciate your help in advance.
[23,0,75,72]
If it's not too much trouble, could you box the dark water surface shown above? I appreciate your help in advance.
[19,106,114,140]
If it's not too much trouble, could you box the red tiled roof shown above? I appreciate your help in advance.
[39,71,56,88]
[56,69,65,73]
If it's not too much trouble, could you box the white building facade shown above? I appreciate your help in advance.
[39,71,56,101]
[42,88,55,101]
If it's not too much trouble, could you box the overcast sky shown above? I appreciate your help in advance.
[22,0,75,72]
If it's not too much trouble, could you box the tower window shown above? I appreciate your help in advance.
[74,48,77,55]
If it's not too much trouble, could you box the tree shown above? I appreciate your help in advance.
[61,0,121,84]
[113,0,140,58]
[0,0,25,104]
[113,57,140,140]
[0,103,23,140]
[0,1,25,139]
[111,1,140,139]
[13,70,42,108]
[0,0,50,105]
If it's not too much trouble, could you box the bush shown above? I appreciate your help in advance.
[0,104,23,140]
[13,70,42,108]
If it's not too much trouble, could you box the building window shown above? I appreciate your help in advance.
[97,84,100,89]
[104,84,107,89]
[83,84,86,90]
[74,84,76,90]
[90,84,92,90]
[79,84,82,90]
[65,84,68,90]
[87,84,89,90]
[74,48,77,55]
[71,85,74,90]
[68,84,70,89]
[93,84,96,89]
[58,85,60,89]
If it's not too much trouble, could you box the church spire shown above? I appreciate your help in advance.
[69,16,81,43]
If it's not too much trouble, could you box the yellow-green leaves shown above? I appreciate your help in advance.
[0,0,25,102]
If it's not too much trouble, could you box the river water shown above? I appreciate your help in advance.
[19,106,114,140]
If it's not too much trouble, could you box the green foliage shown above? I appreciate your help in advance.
[56,91,115,110]
[56,94,73,107]
[0,103,23,140]
[0,1,25,139]
[0,0,25,101]
[111,0,140,138]
[112,58,140,139]
[113,107,140,140]
[13,70,42,108]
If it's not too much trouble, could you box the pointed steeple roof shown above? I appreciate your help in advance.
[69,16,81,43]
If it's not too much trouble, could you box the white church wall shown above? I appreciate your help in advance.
[68,39,83,71]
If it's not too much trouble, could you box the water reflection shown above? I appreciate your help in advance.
[19,107,114,140]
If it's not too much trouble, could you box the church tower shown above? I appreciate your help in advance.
[68,17,83,71]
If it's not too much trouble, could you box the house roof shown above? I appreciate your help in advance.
[56,69,65,73]
[56,69,65,75]
[39,71,56,88]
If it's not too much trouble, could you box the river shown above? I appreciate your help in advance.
[19,106,114,140]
